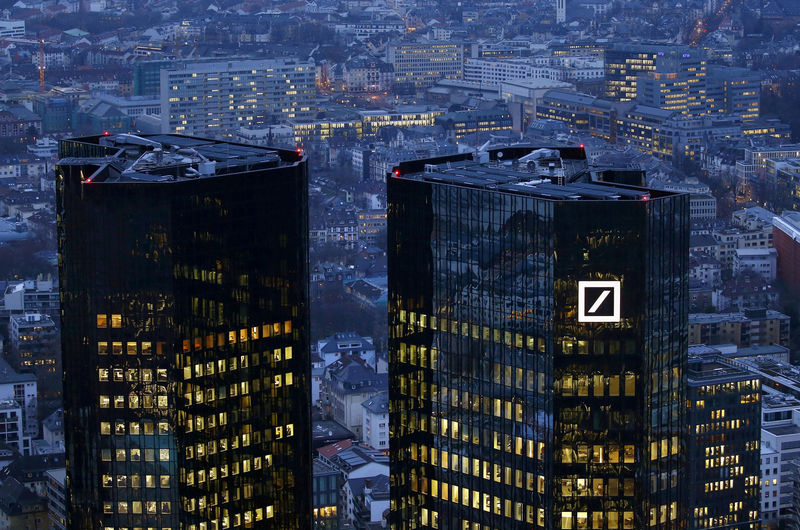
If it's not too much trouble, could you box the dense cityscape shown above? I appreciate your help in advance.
[0,0,798,528]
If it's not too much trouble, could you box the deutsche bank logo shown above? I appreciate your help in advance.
[578,281,621,323]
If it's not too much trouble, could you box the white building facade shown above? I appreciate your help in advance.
[160,58,316,136]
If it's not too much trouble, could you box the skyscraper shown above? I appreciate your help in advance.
[387,147,689,529]
[57,134,311,529]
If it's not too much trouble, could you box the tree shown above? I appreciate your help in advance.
[310,242,351,265]
[0,239,56,279]
[26,125,38,143]
[762,80,800,141]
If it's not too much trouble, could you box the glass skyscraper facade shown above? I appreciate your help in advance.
[387,147,689,529]
[56,134,311,529]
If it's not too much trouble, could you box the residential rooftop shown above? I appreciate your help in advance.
[764,423,800,437]
[0,357,36,385]
[362,391,388,414]
[313,458,338,476]
[9,313,56,328]
[732,357,800,398]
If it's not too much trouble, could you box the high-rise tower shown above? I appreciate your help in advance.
[556,0,566,23]
[387,147,689,529]
[57,134,311,529]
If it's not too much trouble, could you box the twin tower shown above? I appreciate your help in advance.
[57,135,688,529]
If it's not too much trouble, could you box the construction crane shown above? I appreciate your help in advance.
[38,39,45,92]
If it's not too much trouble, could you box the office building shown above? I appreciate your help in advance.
[0,356,38,455]
[334,19,406,40]
[689,343,790,364]
[388,147,689,528]
[499,79,575,132]
[0,277,59,320]
[358,209,388,245]
[734,358,800,404]
[635,50,707,117]
[535,90,618,141]
[7,313,60,400]
[313,459,340,529]
[690,194,717,222]
[760,402,800,525]
[57,134,311,528]
[605,44,704,104]
[736,145,800,184]
[711,225,774,270]
[160,58,316,136]
[434,107,513,141]
[734,248,778,280]
[773,212,800,293]
[46,468,67,530]
[706,66,761,121]
[359,107,445,135]
[463,59,535,88]
[616,105,675,155]
[134,59,178,97]
[387,42,464,88]
[0,19,24,37]
[550,41,608,58]
[686,355,761,529]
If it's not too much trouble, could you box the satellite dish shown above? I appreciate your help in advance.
[497,151,504,158]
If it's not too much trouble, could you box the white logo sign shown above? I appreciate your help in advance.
[578,281,621,323]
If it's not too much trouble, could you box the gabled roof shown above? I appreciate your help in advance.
[318,439,353,459]
[330,444,389,471]
[361,391,388,414]
[1,453,65,483]
[348,473,390,498]
[690,234,718,248]
[327,357,387,394]
[0,477,42,516]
